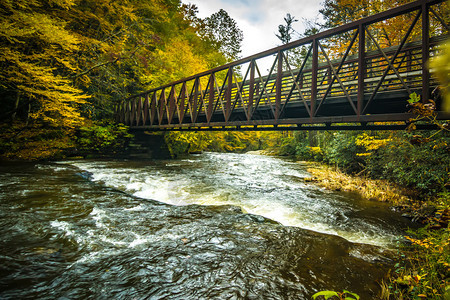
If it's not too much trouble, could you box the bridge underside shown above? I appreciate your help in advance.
[117,0,449,131]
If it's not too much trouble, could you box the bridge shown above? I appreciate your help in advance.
[116,0,449,131]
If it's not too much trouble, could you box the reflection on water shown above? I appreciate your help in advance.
[0,153,413,299]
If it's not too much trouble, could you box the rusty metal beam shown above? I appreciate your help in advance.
[311,39,318,119]
[357,25,365,119]
[131,124,441,132]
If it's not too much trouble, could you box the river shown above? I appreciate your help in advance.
[0,152,414,299]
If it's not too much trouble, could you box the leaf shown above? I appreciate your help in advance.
[408,92,421,104]
[343,290,360,299]
[312,291,339,300]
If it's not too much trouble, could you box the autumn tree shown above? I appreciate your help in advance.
[319,0,447,51]
[0,0,87,127]
[65,0,177,119]
[0,0,237,159]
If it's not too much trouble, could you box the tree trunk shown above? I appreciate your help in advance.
[25,102,31,126]
[308,130,317,147]
[11,91,20,121]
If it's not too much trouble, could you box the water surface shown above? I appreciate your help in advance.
[0,153,413,299]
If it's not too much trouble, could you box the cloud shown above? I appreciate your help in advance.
[183,0,323,73]
[184,0,322,58]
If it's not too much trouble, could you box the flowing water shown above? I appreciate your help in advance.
[0,153,415,299]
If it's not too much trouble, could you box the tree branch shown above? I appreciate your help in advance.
[72,45,143,79]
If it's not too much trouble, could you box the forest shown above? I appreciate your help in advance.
[0,0,242,159]
[0,0,449,299]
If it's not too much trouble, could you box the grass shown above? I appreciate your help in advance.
[304,162,414,205]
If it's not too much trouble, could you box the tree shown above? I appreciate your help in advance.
[201,9,244,62]
[276,13,298,45]
[318,0,448,51]
[430,41,450,112]
[0,0,236,159]
[0,0,87,127]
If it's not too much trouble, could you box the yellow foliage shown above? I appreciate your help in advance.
[306,163,413,203]
[355,133,392,151]
[0,123,75,160]
[0,10,79,51]
[322,0,447,57]
[405,236,434,249]
[356,152,372,157]
[430,40,450,112]
[0,0,88,128]
[308,146,323,155]
[145,37,209,87]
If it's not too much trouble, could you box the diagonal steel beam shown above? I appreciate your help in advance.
[213,71,228,119]
[231,65,250,116]
[316,33,359,115]
[363,10,421,113]
[158,89,166,125]
[176,82,187,124]
[254,56,277,117]
[279,47,313,118]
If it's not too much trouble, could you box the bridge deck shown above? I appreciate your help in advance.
[116,0,449,131]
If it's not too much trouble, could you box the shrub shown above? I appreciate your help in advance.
[75,121,133,155]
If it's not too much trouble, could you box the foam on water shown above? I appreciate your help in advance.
[65,154,405,247]
[0,158,413,299]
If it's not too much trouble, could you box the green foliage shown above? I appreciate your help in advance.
[200,9,244,61]
[298,146,324,161]
[385,208,450,299]
[163,131,291,157]
[75,121,133,155]
[269,129,450,197]
[312,290,360,300]
[363,134,450,195]
[0,123,75,160]
[276,13,298,45]
[407,92,421,104]
[320,132,365,173]
[0,120,133,160]
[164,131,212,158]
[276,135,296,156]
[312,291,339,300]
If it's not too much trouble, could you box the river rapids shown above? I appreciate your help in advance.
[0,152,415,299]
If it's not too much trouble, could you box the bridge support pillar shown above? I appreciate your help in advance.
[125,131,171,159]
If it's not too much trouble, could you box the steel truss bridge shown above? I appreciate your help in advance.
[116,0,449,131]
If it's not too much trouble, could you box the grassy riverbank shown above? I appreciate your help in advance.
[300,161,450,300]
[304,162,414,205]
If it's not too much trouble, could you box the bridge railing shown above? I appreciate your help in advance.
[117,0,448,130]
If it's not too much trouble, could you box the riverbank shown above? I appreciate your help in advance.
[299,161,449,227]
[294,159,449,299]
[304,162,414,205]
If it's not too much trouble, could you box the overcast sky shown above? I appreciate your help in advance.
[182,0,324,60]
